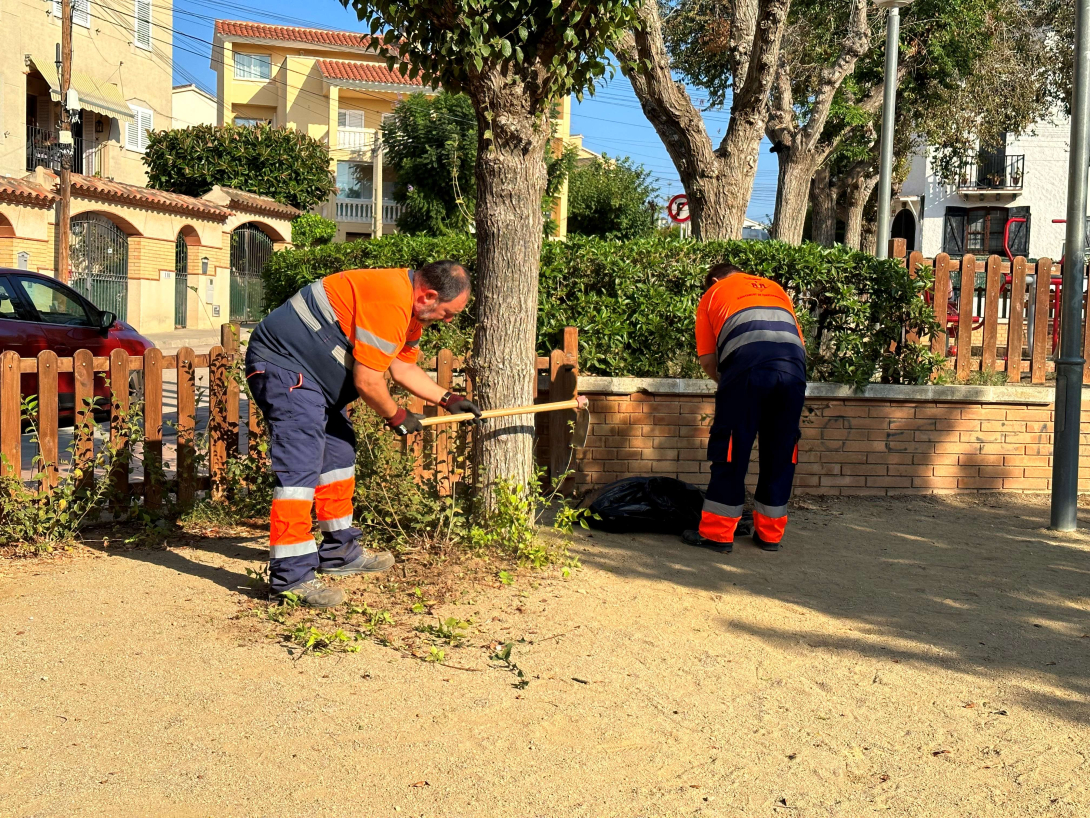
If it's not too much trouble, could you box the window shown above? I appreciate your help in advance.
[134,0,152,50]
[336,161,372,200]
[942,206,1018,257]
[125,106,153,152]
[53,0,90,27]
[0,280,26,319]
[234,116,272,127]
[338,110,366,129]
[234,53,272,81]
[16,277,92,327]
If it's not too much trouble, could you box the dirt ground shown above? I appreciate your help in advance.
[2,493,1089,818]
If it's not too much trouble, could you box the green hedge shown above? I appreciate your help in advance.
[262,235,939,386]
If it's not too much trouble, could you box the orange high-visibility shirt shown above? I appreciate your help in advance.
[695,273,805,379]
[321,268,423,371]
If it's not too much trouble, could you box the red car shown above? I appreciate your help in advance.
[0,268,153,419]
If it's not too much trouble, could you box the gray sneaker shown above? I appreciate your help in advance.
[271,577,345,608]
[318,549,396,576]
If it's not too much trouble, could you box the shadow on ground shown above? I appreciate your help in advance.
[83,530,267,598]
[577,493,1090,723]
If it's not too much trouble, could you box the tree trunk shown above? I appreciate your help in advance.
[468,76,551,502]
[843,172,879,251]
[771,149,817,243]
[810,165,837,246]
[617,0,789,240]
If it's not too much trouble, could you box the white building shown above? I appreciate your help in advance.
[172,84,217,128]
[898,113,1077,260]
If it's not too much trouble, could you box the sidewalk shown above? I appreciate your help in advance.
[143,324,255,355]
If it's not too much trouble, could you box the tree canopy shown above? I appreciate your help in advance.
[144,124,334,210]
[567,155,659,239]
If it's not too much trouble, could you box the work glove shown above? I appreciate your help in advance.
[440,391,484,424]
[386,407,424,436]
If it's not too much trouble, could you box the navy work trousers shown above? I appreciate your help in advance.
[246,354,362,592]
[700,367,806,544]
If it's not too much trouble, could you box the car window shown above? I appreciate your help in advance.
[0,279,24,319]
[16,277,93,327]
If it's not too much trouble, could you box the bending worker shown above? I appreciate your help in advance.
[245,261,480,607]
[683,262,807,554]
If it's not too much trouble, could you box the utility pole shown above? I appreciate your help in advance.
[56,0,73,284]
[873,0,914,260]
[1051,0,1090,530]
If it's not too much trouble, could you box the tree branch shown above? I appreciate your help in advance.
[800,0,872,147]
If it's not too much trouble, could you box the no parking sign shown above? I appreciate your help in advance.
[667,193,690,223]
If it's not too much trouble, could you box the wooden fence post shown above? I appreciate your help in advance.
[37,350,59,491]
[548,357,578,488]
[1031,258,1052,384]
[176,347,197,508]
[436,348,454,493]
[888,238,907,264]
[931,253,951,360]
[144,348,164,511]
[221,322,241,459]
[109,349,130,500]
[981,254,1003,372]
[1007,256,1028,382]
[0,351,20,479]
[956,254,976,380]
[73,349,94,490]
[208,344,228,501]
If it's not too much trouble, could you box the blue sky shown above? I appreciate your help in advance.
[169,0,780,224]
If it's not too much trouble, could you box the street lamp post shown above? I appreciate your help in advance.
[1051,0,1090,530]
[874,0,914,260]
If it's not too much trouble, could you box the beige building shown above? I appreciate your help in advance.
[2,0,175,186]
[0,169,297,333]
[211,20,576,241]
[172,83,217,128]
[0,3,298,334]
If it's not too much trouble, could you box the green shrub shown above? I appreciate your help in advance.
[144,124,335,210]
[567,155,659,240]
[291,214,338,248]
[262,234,939,386]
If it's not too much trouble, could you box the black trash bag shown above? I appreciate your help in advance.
[587,477,705,535]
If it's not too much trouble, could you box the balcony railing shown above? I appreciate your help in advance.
[335,127,378,157]
[958,153,1025,191]
[335,199,402,224]
[26,126,107,176]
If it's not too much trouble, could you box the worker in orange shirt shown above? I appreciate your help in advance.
[245,261,480,607]
[683,262,807,554]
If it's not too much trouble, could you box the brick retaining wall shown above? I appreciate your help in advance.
[573,378,1083,496]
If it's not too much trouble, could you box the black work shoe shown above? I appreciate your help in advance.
[682,529,733,554]
[753,532,781,552]
[272,577,344,608]
[318,549,396,576]
[736,509,754,537]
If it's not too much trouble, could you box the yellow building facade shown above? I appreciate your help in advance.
[211,20,575,240]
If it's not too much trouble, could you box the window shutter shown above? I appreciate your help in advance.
[125,119,138,151]
[943,207,967,255]
[1007,206,1031,258]
[139,108,152,151]
[52,0,61,17]
[134,0,151,49]
[74,0,89,26]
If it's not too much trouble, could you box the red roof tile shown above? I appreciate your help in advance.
[317,58,424,88]
[213,187,301,220]
[215,20,376,50]
[0,175,57,208]
[68,175,233,220]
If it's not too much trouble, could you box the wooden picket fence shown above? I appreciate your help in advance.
[0,323,582,502]
[887,238,1077,384]
[0,323,251,505]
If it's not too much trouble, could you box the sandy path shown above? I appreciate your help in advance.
[1,494,1089,817]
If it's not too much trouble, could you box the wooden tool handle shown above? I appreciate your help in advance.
[418,398,581,428]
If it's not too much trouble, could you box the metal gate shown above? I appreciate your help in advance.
[230,223,273,322]
[70,213,128,321]
[174,233,188,328]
